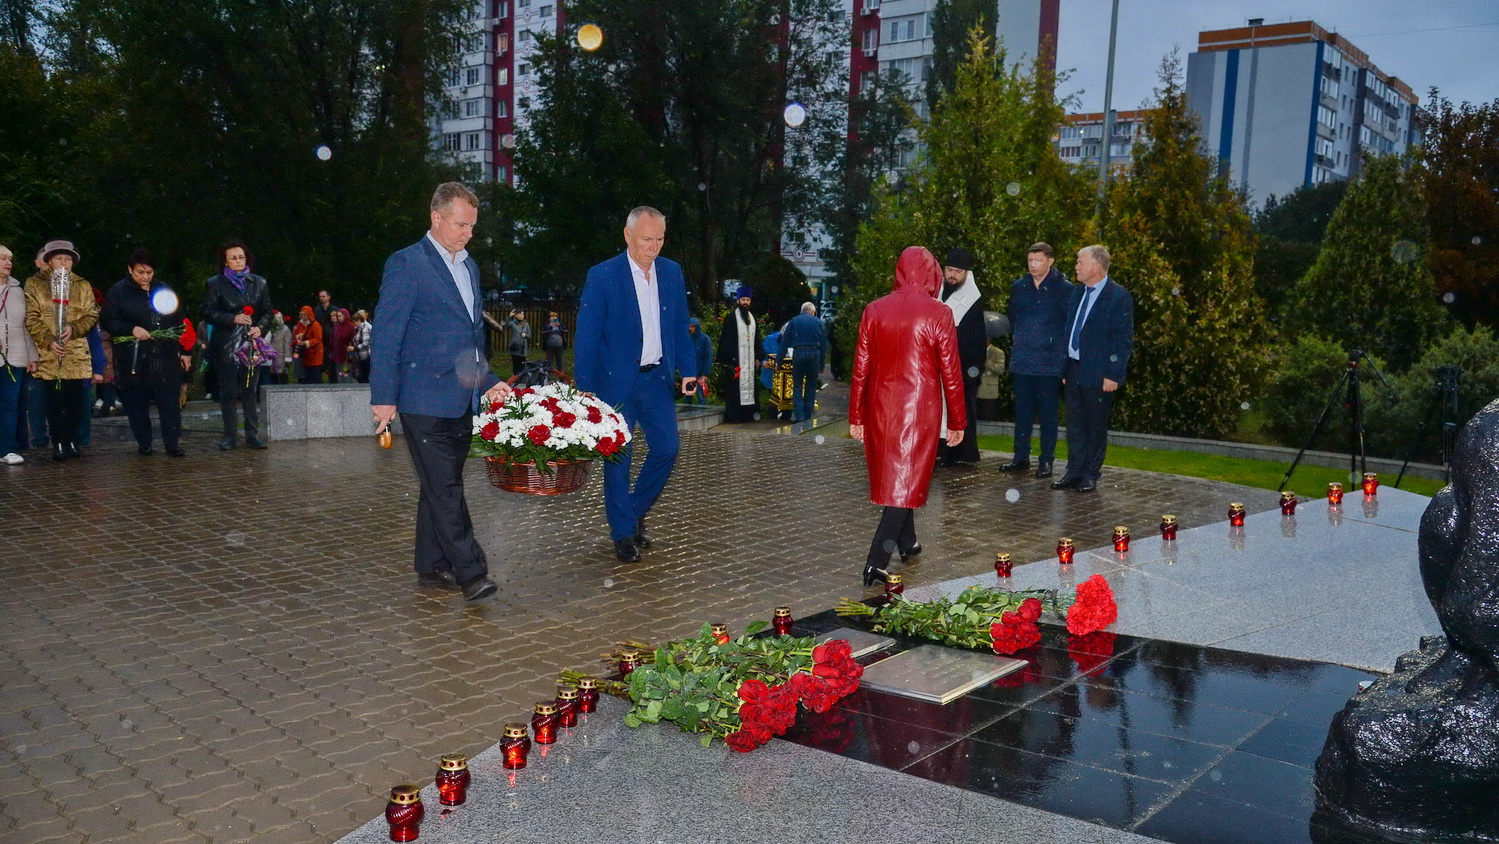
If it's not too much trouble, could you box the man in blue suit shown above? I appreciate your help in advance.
[370,182,511,601]
[1052,244,1133,494]
[574,206,702,562]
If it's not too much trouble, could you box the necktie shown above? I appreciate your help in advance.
[1070,285,1096,355]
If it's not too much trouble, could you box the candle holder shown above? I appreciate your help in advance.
[772,606,794,636]
[710,623,731,644]
[532,703,559,744]
[884,573,904,597]
[577,678,600,713]
[385,785,424,842]
[500,723,531,769]
[1160,515,1178,541]
[1328,482,1344,505]
[435,754,470,806]
[994,552,1013,578]
[1280,491,1298,516]
[1112,526,1130,553]
[1362,472,1379,496]
[617,647,641,679]
[1057,537,1075,565]
[555,686,580,728]
[1228,502,1246,527]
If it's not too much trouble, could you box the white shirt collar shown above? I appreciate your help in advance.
[426,231,468,265]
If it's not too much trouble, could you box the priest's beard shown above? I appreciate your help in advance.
[737,306,752,325]
[942,281,961,299]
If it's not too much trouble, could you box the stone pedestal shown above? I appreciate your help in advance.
[264,384,399,440]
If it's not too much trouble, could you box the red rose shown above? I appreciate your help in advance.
[527,425,550,446]
[1016,597,1043,624]
[989,611,1041,655]
[724,730,764,752]
[586,406,603,424]
[552,411,577,428]
[813,640,853,665]
[480,421,500,440]
[763,683,798,734]
[242,305,253,315]
[1066,575,1118,636]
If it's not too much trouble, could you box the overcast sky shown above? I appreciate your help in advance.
[1052,0,1498,112]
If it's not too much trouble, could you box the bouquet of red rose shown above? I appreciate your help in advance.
[470,381,631,469]
[617,622,863,752]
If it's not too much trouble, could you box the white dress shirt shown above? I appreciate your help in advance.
[1068,276,1109,360]
[427,231,474,320]
[629,257,663,367]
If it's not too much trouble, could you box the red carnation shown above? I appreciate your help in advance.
[552,410,577,428]
[480,421,500,440]
[586,406,603,424]
[488,400,504,413]
[527,425,550,446]
[1066,575,1118,636]
[597,437,619,456]
[179,319,197,351]
[990,610,1041,655]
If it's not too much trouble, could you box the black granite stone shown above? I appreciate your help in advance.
[973,707,1227,784]
[1238,716,1339,768]
[1025,683,1274,749]
[781,705,962,768]
[1136,786,1323,844]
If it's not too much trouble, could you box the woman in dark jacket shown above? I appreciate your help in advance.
[201,239,274,450]
[101,248,193,456]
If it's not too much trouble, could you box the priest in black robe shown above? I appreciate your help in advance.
[716,286,764,423]
[937,248,986,465]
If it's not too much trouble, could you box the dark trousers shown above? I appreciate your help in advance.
[510,354,526,375]
[121,385,182,450]
[938,381,980,463]
[0,365,25,455]
[867,506,916,567]
[1063,361,1115,483]
[401,412,489,583]
[1012,373,1062,463]
[44,379,85,448]
[25,374,47,447]
[545,347,563,373]
[219,365,261,439]
[603,365,680,541]
[790,352,821,421]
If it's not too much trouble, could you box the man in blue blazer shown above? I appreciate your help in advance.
[1052,244,1133,494]
[574,206,702,562]
[370,182,511,601]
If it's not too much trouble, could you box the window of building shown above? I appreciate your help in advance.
[519,29,531,41]
[1109,143,1129,157]
[861,28,877,50]
[463,99,482,118]
[465,67,481,86]
[905,19,915,40]
[1059,126,1081,139]
[519,0,529,6]
[518,96,531,109]
[496,68,509,85]
[465,132,481,151]
[1320,76,1338,99]
[497,164,509,181]
[442,133,461,152]
[496,100,508,117]
[925,12,933,36]
[1316,137,1334,159]
[859,70,875,94]
[445,67,461,87]
[1318,105,1336,129]
[497,33,509,52]
[465,32,485,52]
[519,63,530,76]
[888,20,898,42]
[539,5,552,16]
[496,0,508,17]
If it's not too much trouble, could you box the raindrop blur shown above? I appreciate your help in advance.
[315,145,332,161]
[603,578,614,588]
[577,23,603,51]
[697,183,708,192]
[1171,287,1181,296]
[1390,239,1419,264]
[1005,182,1021,196]
[1240,401,1251,411]
[151,288,180,315]
[966,366,980,378]
[814,435,826,445]
[907,741,921,754]
[1472,235,1482,246]
[783,103,807,128]
[1004,489,1020,503]
[752,412,761,420]
[1442,292,1457,305]
[1109,354,1118,362]
[501,134,517,149]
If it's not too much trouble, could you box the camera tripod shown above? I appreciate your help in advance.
[1278,350,1395,492]
[1395,364,1461,487]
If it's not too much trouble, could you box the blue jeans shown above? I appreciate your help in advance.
[1012,373,1061,463]
[0,365,24,454]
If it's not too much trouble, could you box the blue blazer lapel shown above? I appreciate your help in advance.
[615,253,644,350]
[418,238,472,321]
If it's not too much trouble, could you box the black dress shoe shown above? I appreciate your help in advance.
[52,444,66,462]
[218,437,236,451]
[898,543,923,563]
[461,576,498,601]
[246,435,267,450]
[418,571,460,589]
[613,538,641,563]
[63,443,81,458]
[165,447,186,457]
[862,564,890,587]
[1076,479,1097,493]
[631,517,652,548]
[1051,476,1081,490]
[999,459,1031,473]
[1034,461,1053,479]
[137,446,154,456]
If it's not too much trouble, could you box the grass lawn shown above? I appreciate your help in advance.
[973,434,1446,499]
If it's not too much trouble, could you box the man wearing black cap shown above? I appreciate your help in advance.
[937,248,985,466]
[716,285,764,423]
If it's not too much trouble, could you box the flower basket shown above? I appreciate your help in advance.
[484,456,592,495]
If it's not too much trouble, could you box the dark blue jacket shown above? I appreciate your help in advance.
[1063,277,1134,388]
[778,312,826,360]
[574,252,697,407]
[1007,267,1073,377]
[688,318,714,375]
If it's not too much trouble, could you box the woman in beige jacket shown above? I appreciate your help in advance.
[24,240,97,460]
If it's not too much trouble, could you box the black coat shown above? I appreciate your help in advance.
[100,278,190,392]
[202,273,274,368]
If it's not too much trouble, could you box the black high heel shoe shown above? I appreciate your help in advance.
[862,564,890,587]
[898,543,923,563]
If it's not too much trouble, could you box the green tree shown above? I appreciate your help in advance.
[1101,54,1269,439]
[1252,181,1346,319]
[1283,154,1449,370]
[1417,92,1499,329]
[925,0,998,107]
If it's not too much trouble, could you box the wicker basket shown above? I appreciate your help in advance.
[483,457,592,495]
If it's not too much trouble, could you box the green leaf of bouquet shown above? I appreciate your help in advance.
[700,734,713,747]
[623,713,642,728]
[745,620,768,635]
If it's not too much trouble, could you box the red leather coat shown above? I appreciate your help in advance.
[849,247,968,508]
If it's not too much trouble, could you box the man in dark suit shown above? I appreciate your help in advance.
[370,182,510,601]
[1052,244,1133,494]
[574,206,701,562]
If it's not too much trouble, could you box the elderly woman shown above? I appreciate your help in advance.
[202,239,274,450]
[101,248,193,456]
[293,305,323,384]
[268,311,292,384]
[327,307,355,382]
[349,309,372,383]
[0,245,39,464]
[23,240,98,461]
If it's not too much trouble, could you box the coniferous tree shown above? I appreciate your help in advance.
[1417,92,1499,329]
[925,0,998,107]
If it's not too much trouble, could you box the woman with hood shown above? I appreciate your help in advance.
[687,317,713,404]
[293,305,324,385]
[847,246,967,587]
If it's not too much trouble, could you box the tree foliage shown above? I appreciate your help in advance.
[1101,54,1269,439]
[1416,92,1499,329]
[1251,181,1346,325]
[925,0,998,108]
[1283,154,1449,370]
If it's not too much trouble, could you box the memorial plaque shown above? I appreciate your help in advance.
[815,628,896,660]
[858,645,1027,704]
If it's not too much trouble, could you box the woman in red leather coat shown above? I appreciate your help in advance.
[849,246,968,586]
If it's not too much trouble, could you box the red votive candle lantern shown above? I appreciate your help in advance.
[385,784,424,842]
[884,573,905,597]
[577,678,600,713]
[531,703,559,744]
[1057,537,1075,565]
[435,754,470,806]
[1113,526,1130,553]
[1160,515,1178,541]
[1228,503,1246,527]
[617,648,641,679]
[710,623,731,644]
[555,686,580,728]
[772,606,794,636]
[1280,491,1298,515]
[1363,472,1379,496]
[500,723,531,769]
[1328,482,1344,504]
[994,552,1013,578]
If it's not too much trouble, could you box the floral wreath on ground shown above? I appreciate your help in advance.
[470,382,632,471]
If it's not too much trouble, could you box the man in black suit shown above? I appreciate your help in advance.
[1052,244,1133,494]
